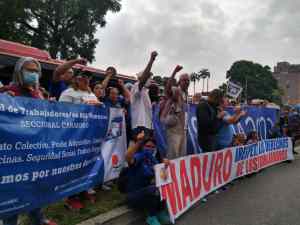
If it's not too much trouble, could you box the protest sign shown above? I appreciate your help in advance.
[155,138,293,223]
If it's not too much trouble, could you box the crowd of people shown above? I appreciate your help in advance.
[0,51,298,225]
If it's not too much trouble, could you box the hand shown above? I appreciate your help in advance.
[150,51,158,61]
[76,58,88,65]
[6,91,16,97]
[217,111,226,119]
[137,131,145,141]
[174,65,183,73]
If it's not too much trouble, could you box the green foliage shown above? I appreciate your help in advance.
[226,60,281,104]
[0,0,122,62]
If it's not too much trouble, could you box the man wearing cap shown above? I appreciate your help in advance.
[50,58,87,100]
[130,51,158,137]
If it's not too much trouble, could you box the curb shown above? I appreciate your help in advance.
[77,205,144,225]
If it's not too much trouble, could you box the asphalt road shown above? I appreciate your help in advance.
[174,149,300,225]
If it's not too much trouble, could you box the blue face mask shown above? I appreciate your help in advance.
[23,70,39,85]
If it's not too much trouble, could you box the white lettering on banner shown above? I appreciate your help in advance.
[155,138,294,223]
[245,116,256,132]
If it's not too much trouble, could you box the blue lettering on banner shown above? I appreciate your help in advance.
[0,94,109,218]
[154,104,278,155]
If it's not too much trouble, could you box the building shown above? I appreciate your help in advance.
[273,62,300,105]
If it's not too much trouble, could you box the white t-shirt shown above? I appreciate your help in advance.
[130,82,152,129]
[59,88,98,104]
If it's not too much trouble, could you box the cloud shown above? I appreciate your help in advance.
[93,0,300,92]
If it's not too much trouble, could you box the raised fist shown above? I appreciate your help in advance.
[174,65,183,73]
[150,51,158,61]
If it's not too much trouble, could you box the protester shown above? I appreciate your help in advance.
[93,66,118,102]
[125,131,170,225]
[160,65,189,159]
[216,98,246,150]
[196,89,224,152]
[59,71,100,209]
[103,80,130,108]
[50,58,87,100]
[160,86,186,159]
[246,131,259,144]
[192,93,202,104]
[2,57,57,225]
[130,51,158,137]
[232,133,247,146]
[59,71,100,105]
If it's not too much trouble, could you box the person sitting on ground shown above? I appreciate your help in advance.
[2,57,57,225]
[246,131,259,145]
[196,89,225,152]
[216,98,246,150]
[231,133,247,146]
[130,51,158,138]
[50,58,87,100]
[125,131,170,225]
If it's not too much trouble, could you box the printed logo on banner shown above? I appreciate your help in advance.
[107,117,123,139]
[112,154,121,169]
[227,81,243,99]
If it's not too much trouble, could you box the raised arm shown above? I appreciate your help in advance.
[53,58,87,82]
[226,110,246,124]
[118,79,131,103]
[138,51,158,90]
[125,131,145,165]
[165,65,183,97]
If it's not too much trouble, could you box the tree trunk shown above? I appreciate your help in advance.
[194,81,196,95]
[202,78,205,93]
[207,77,209,92]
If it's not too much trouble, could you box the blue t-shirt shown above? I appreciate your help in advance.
[49,80,68,100]
[127,148,158,193]
[216,112,234,150]
[104,96,126,108]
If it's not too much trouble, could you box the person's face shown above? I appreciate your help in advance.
[106,67,117,76]
[77,76,90,90]
[23,61,39,73]
[222,97,229,107]
[179,74,190,91]
[109,88,119,103]
[94,84,104,98]
[62,69,74,82]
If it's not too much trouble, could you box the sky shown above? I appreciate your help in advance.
[92,0,300,93]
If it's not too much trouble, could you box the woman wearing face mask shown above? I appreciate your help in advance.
[2,57,57,225]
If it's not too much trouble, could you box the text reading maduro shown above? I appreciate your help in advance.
[155,138,293,223]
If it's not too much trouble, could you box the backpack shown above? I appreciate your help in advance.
[117,167,129,193]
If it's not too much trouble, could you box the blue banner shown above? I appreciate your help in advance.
[0,94,109,218]
[154,104,278,155]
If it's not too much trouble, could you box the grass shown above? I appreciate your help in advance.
[20,185,126,225]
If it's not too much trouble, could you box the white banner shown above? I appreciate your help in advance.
[102,108,127,182]
[155,138,293,223]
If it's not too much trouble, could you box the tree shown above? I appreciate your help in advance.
[226,60,282,104]
[190,72,200,95]
[199,69,210,93]
[218,82,227,95]
[0,0,121,62]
